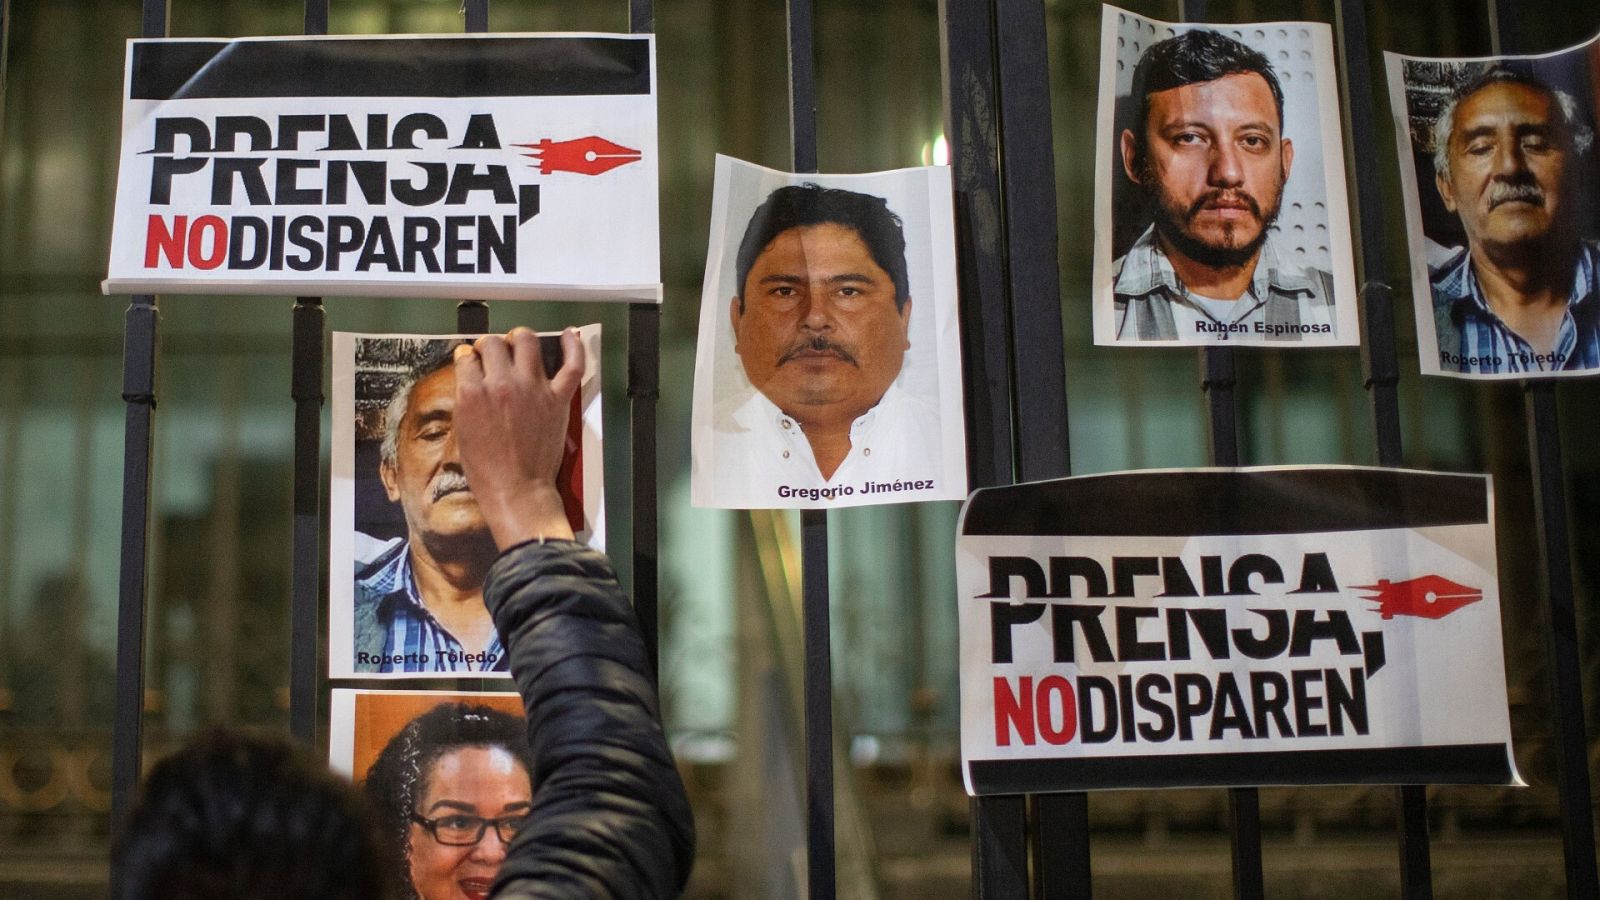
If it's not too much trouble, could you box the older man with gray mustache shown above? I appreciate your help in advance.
[1430,66,1600,374]
[354,343,507,674]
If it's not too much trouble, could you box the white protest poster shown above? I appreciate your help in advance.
[1092,6,1359,347]
[1385,34,1600,378]
[329,328,603,679]
[690,155,967,510]
[105,34,659,301]
[957,466,1518,794]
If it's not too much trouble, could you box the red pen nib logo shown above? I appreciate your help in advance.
[514,136,642,176]
[1355,575,1483,620]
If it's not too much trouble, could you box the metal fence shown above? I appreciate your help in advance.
[0,0,1593,897]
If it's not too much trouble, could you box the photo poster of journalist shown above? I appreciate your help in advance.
[1091,5,1360,347]
[328,328,604,679]
[1385,33,1600,378]
[327,689,528,900]
[690,155,968,510]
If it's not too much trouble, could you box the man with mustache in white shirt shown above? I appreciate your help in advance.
[711,183,945,505]
[354,346,506,674]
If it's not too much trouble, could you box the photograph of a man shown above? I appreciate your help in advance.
[692,156,967,510]
[1092,7,1358,346]
[1388,50,1600,377]
[329,330,604,678]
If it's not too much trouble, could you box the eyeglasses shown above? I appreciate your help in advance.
[410,812,529,846]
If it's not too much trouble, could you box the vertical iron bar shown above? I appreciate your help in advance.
[113,302,158,821]
[628,303,660,680]
[787,0,833,897]
[457,0,490,335]
[1031,793,1090,900]
[289,298,324,743]
[463,0,488,34]
[787,0,818,174]
[287,1,331,747]
[629,0,653,33]
[994,0,1081,897]
[940,0,1015,491]
[1173,3,1261,898]
[627,0,660,684]
[1488,7,1600,899]
[1525,383,1600,900]
[941,0,1025,898]
[995,0,1068,485]
[801,508,835,900]
[111,0,169,827]
[304,0,327,37]
[1329,1,1432,895]
[1227,788,1264,900]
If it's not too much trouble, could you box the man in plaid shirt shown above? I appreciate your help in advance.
[1428,67,1600,375]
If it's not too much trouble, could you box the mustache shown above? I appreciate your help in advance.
[1187,189,1263,222]
[431,470,472,501]
[1487,179,1544,209]
[778,335,858,367]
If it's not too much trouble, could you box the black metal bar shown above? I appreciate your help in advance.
[112,300,158,822]
[1228,788,1264,900]
[993,0,1080,896]
[0,0,12,136]
[141,0,169,45]
[1396,785,1433,900]
[456,302,489,334]
[1031,794,1091,900]
[463,0,488,33]
[288,299,323,743]
[800,508,835,900]
[941,1,1025,898]
[1171,3,1259,897]
[629,0,653,34]
[1489,5,1600,896]
[627,0,659,689]
[1201,353,1239,468]
[787,0,818,175]
[995,0,1068,485]
[286,0,331,749]
[974,795,1029,900]
[304,0,327,36]
[940,0,1015,493]
[1331,0,1402,468]
[628,303,660,682]
[1526,384,1600,900]
[786,0,833,897]
[1329,2,1432,893]
[111,0,169,829]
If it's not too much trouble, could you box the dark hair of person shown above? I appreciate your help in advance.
[1128,29,1286,159]
[112,730,395,900]
[733,182,910,313]
[363,703,534,900]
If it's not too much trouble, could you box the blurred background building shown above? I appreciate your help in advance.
[0,0,1596,897]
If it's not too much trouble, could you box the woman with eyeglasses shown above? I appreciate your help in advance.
[363,703,534,900]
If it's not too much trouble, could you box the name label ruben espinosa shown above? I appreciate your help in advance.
[105,34,662,302]
[955,467,1519,796]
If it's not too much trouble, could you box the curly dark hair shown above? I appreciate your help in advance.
[113,730,395,900]
[362,702,533,900]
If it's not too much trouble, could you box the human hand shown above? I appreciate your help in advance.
[452,327,584,549]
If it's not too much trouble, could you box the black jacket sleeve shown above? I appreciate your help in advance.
[483,539,695,899]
